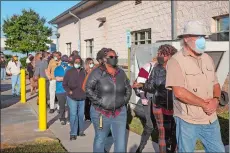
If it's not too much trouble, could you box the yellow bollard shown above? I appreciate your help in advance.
[20,69,26,103]
[38,78,47,131]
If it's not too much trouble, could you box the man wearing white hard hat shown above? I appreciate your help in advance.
[165,21,225,152]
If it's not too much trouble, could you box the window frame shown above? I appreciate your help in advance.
[66,42,72,55]
[131,28,151,45]
[85,38,94,58]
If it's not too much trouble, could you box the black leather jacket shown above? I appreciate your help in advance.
[85,66,132,111]
[143,64,173,110]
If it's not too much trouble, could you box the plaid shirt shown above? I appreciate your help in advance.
[95,68,123,118]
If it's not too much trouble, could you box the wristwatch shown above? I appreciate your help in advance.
[214,97,220,103]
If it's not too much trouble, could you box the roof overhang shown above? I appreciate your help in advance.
[49,0,102,25]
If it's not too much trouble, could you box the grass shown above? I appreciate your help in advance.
[127,106,229,150]
[1,138,67,153]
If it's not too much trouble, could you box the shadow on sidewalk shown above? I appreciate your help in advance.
[47,114,60,128]
[0,95,20,109]
[0,84,12,92]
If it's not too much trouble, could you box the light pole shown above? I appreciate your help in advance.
[55,33,60,51]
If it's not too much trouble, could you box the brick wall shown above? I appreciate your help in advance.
[57,1,229,65]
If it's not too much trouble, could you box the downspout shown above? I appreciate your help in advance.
[51,24,59,52]
[171,0,177,40]
[69,11,81,56]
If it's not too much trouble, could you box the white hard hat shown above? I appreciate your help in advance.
[178,20,208,38]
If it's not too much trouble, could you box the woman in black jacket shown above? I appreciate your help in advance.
[135,44,178,153]
[86,48,132,153]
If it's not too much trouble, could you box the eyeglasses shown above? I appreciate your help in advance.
[107,56,118,59]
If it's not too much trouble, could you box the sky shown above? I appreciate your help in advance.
[1,1,79,37]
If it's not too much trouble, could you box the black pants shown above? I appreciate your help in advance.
[46,80,50,100]
[84,97,91,120]
[137,101,157,152]
[56,93,67,121]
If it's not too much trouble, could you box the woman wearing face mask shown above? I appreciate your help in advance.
[83,58,95,121]
[135,44,178,153]
[63,55,86,140]
[85,48,132,152]
[54,55,71,125]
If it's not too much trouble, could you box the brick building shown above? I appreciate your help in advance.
[49,0,229,64]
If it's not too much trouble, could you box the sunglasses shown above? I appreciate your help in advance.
[107,56,118,59]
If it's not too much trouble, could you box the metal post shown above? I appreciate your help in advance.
[20,69,26,103]
[39,78,47,131]
[128,47,131,80]
[171,0,177,40]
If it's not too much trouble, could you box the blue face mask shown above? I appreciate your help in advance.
[195,37,206,52]
[61,62,68,67]
[188,37,206,54]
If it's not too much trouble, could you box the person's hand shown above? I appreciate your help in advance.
[203,98,219,116]
[69,91,73,95]
[132,82,143,89]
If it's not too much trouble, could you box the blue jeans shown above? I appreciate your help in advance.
[91,106,127,153]
[174,117,225,152]
[67,96,85,136]
[1,68,6,80]
[11,74,20,95]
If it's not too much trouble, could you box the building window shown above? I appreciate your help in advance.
[66,42,72,55]
[132,29,151,45]
[85,39,94,58]
[135,0,142,5]
[211,15,229,41]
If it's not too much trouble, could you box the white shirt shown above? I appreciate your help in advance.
[6,60,21,75]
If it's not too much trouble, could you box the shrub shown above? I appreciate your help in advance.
[20,57,27,68]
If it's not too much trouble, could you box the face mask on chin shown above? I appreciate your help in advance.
[187,37,206,54]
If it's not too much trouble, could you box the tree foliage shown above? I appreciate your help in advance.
[2,9,52,54]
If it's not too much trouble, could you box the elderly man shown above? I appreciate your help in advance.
[166,21,225,152]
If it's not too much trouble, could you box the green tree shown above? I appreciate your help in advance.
[2,9,52,55]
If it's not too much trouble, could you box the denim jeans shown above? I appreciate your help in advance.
[67,96,85,136]
[1,68,6,80]
[174,117,225,153]
[11,74,20,95]
[91,105,127,153]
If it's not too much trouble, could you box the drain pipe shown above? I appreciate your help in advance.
[171,0,177,40]
[69,11,81,55]
[51,24,59,52]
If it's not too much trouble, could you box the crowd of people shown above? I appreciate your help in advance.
[1,20,226,153]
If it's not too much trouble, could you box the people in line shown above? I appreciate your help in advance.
[6,55,21,96]
[63,55,86,140]
[46,51,61,113]
[83,57,95,121]
[0,55,7,80]
[166,20,225,152]
[26,54,32,64]
[86,48,132,152]
[34,52,49,105]
[132,57,157,153]
[54,55,71,125]
[140,44,178,153]
[26,55,36,95]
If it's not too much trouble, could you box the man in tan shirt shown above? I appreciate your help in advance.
[166,21,225,152]
[46,51,61,113]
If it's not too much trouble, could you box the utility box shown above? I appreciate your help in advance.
[129,40,229,118]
